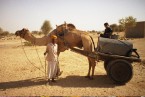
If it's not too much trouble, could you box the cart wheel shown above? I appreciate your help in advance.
[104,60,109,71]
[107,59,133,84]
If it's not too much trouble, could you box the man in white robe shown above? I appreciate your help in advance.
[44,35,62,84]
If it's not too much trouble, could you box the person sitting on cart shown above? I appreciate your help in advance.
[100,22,113,38]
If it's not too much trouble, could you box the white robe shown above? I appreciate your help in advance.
[47,61,58,79]
[46,43,58,79]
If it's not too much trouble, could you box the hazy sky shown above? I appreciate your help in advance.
[0,0,145,33]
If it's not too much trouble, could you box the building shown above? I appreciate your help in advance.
[125,21,145,38]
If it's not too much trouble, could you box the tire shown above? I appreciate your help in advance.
[107,59,133,84]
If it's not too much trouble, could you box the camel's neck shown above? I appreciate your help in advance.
[24,33,50,46]
[23,33,35,43]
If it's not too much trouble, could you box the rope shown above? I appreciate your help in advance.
[20,38,45,74]
[34,44,44,69]
[44,56,47,78]
[89,35,96,51]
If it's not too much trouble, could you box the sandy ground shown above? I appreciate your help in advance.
[0,35,145,96]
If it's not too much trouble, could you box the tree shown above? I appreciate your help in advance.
[110,24,118,32]
[38,31,42,36]
[0,27,10,36]
[119,16,137,31]
[118,25,124,32]
[32,31,39,35]
[91,30,96,33]
[41,20,53,36]
[3,31,9,36]
[0,27,3,34]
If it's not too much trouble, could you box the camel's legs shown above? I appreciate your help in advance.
[85,58,91,78]
[85,58,96,80]
[56,52,60,76]
[90,59,96,79]
[81,34,96,80]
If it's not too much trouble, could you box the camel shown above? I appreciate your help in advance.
[15,23,96,79]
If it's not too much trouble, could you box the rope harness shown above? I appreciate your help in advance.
[20,37,46,77]
[56,29,96,51]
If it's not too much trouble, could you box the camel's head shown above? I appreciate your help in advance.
[15,28,29,38]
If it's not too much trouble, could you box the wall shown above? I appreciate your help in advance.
[125,21,145,38]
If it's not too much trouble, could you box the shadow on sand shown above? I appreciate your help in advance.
[0,75,116,90]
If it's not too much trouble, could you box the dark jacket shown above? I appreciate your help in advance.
[100,27,113,38]
[104,27,113,36]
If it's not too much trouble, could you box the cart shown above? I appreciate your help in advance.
[70,37,141,84]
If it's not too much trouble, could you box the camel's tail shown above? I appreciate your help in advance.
[89,35,96,51]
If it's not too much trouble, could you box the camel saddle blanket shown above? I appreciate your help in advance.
[96,37,133,56]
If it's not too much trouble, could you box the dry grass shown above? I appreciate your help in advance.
[0,35,145,96]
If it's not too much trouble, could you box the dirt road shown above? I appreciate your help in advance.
[0,37,145,96]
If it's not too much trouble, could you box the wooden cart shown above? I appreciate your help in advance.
[70,43,141,84]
